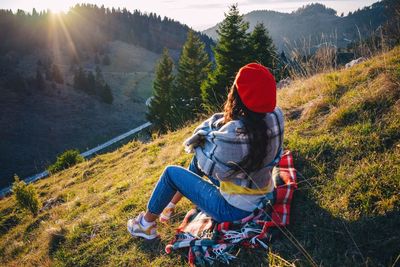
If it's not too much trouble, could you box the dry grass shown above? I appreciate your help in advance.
[1,47,399,266]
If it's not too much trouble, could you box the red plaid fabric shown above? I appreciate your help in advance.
[166,150,297,266]
[271,150,297,225]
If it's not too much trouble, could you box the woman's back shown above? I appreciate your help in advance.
[194,107,284,211]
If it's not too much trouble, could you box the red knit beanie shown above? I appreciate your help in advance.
[234,63,276,113]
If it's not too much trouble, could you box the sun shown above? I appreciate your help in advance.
[41,1,70,14]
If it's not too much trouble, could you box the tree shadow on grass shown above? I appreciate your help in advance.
[272,191,399,266]
[0,213,20,237]
[135,235,190,265]
[271,153,400,267]
[25,213,50,235]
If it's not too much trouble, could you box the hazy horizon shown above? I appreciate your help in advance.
[1,0,378,30]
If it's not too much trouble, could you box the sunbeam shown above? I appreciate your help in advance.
[55,13,80,64]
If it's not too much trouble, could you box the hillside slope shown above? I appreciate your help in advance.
[0,47,399,266]
[0,40,157,188]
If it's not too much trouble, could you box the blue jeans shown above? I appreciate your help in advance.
[147,157,251,222]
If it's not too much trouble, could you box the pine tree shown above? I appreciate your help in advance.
[95,66,104,87]
[51,64,64,84]
[102,54,111,65]
[35,69,45,90]
[45,67,52,81]
[247,23,277,69]
[201,4,249,111]
[173,30,211,124]
[147,48,175,132]
[94,66,113,104]
[73,67,85,91]
[86,71,96,95]
[72,66,113,103]
[94,54,100,65]
[100,83,113,104]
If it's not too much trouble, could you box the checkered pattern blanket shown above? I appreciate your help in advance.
[165,150,297,266]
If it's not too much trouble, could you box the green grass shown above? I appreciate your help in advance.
[1,47,399,266]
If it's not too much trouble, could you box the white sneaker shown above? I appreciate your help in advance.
[159,206,175,223]
[127,212,158,240]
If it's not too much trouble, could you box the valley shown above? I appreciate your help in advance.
[0,41,159,188]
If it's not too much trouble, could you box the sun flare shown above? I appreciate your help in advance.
[41,1,70,14]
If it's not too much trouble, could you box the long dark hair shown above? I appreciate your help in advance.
[222,85,269,175]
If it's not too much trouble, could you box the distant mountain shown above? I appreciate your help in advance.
[203,0,398,51]
[0,4,214,188]
[0,4,214,63]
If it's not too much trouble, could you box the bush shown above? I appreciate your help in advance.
[12,176,41,216]
[102,54,111,65]
[48,149,84,174]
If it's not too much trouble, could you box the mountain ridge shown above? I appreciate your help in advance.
[203,0,397,51]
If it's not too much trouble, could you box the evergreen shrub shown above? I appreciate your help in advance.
[48,149,84,174]
[12,176,41,216]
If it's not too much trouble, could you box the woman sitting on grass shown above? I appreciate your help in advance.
[127,63,284,240]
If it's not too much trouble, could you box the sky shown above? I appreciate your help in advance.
[1,0,378,30]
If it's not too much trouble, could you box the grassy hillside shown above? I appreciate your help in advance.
[1,47,399,266]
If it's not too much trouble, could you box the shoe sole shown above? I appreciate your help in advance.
[127,220,158,240]
[128,230,158,240]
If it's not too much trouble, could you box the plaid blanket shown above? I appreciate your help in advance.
[165,150,297,266]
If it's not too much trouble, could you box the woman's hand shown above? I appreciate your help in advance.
[183,130,207,153]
